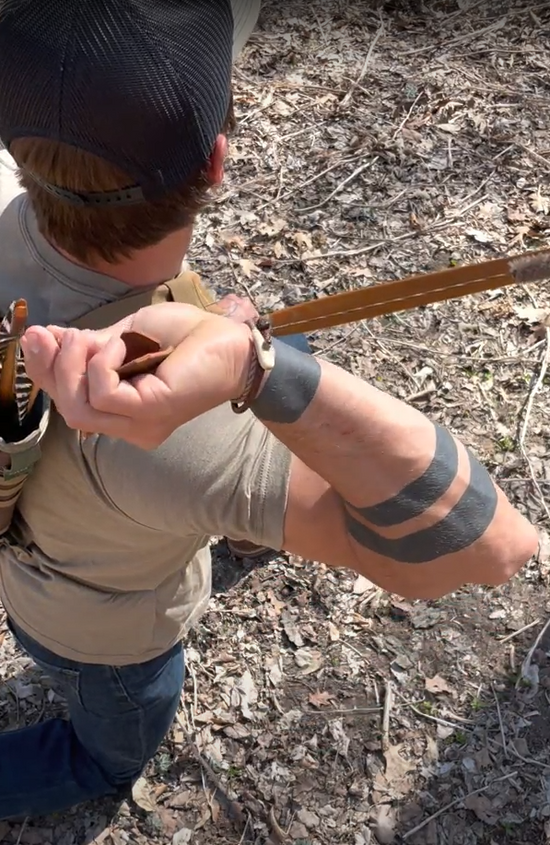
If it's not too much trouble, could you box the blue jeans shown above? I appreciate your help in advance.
[280,333,311,354]
[0,620,184,820]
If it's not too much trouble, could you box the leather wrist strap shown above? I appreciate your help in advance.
[231,318,275,414]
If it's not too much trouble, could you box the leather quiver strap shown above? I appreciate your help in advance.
[72,269,224,330]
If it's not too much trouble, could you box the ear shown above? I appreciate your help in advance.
[205,134,228,186]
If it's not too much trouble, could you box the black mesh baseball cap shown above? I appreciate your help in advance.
[0,0,234,207]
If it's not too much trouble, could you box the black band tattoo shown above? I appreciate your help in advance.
[348,424,458,527]
[345,449,497,564]
[251,339,321,424]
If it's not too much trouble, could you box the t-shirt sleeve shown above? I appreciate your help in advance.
[85,402,291,550]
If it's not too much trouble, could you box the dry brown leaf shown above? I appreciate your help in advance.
[437,122,461,133]
[327,621,340,641]
[349,266,373,278]
[237,669,258,720]
[465,228,491,244]
[308,690,332,708]
[384,744,415,782]
[221,232,246,250]
[373,803,397,844]
[294,647,323,675]
[425,735,439,764]
[514,305,550,326]
[463,794,500,825]
[238,258,258,278]
[266,655,283,686]
[353,574,375,595]
[293,231,313,251]
[266,590,285,614]
[296,808,320,828]
[506,206,526,223]
[172,828,194,845]
[425,674,455,695]
[530,188,550,215]
[167,790,193,809]
[132,776,157,812]
[281,610,304,647]
[258,217,287,238]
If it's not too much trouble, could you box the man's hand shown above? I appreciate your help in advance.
[22,302,254,448]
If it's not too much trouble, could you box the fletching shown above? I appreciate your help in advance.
[0,299,32,425]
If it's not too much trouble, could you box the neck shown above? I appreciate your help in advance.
[54,227,194,288]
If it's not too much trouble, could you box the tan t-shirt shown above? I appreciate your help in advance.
[0,150,290,665]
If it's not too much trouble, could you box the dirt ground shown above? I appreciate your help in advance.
[2,1,550,843]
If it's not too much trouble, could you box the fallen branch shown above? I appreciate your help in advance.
[381,680,393,752]
[517,326,550,521]
[402,771,518,840]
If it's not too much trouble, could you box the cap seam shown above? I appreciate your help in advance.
[57,0,89,138]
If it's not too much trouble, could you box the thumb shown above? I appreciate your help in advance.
[21,326,61,393]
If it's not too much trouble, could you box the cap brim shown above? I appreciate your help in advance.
[231,0,261,59]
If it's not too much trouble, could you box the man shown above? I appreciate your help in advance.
[0,0,538,822]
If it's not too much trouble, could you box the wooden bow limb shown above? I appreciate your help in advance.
[114,246,550,379]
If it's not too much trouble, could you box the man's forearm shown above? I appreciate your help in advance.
[251,340,537,572]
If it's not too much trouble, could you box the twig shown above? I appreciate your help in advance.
[491,682,508,759]
[314,325,360,357]
[256,153,360,210]
[14,818,28,845]
[224,249,258,307]
[516,143,550,172]
[298,156,379,213]
[381,335,546,362]
[517,327,550,521]
[381,680,393,751]
[488,736,550,770]
[297,200,491,263]
[299,231,414,263]
[340,15,385,108]
[303,706,381,717]
[518,616,550,689]
[397,693,473,732]
[188,660,198,732]
[175,711,247,828]
[392,91,423,141]
[406,386,436,403]
[499,618,541,643]
[401,17,508,56]
[402,771,518,840]
[267,807,290,845]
